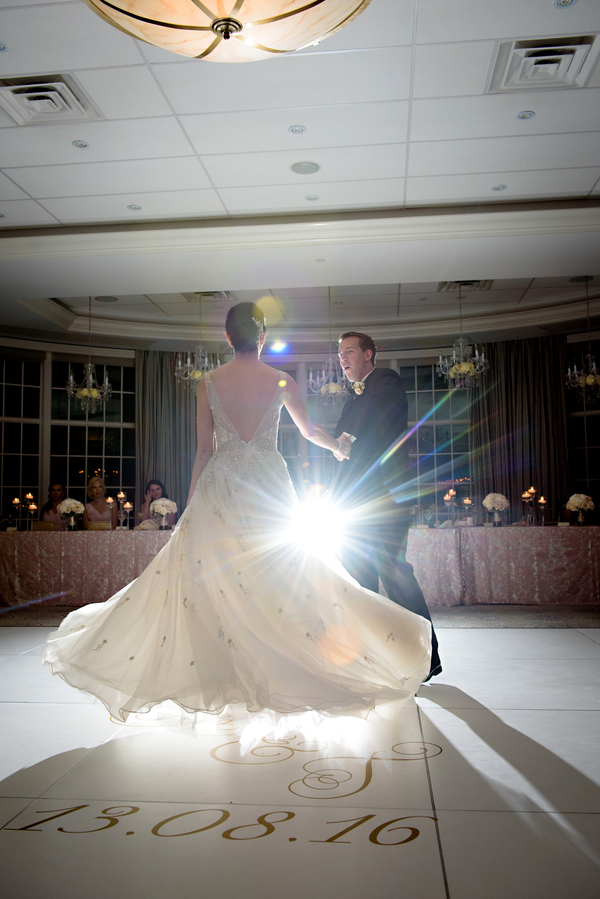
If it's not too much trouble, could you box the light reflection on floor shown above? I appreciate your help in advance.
[1,626,600,898]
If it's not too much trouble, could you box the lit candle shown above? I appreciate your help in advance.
[28,503,37,511]
[528,486,536,495]
[123,502,133,512]
[25,493,33,501]
[522,492,530,500]
[463,497,472,506]
[117,491,126,501]
[538,497,547,505]
[449,488,456,497]
[106,496,114,506]
[12,497,20,506]
[444,493,451,501]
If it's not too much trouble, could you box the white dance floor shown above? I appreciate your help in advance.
[1,626,600,899]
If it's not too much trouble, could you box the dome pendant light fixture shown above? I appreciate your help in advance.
[82,0,373,62]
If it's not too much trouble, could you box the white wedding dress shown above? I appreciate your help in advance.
[43,372,431,723]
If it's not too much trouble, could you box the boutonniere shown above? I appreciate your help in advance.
[352,381,366,395]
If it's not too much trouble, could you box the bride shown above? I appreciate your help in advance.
[43,303,431,723]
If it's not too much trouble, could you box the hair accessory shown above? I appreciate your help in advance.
[252,315,265,339]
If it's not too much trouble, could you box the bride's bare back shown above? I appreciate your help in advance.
[209,359,282,443]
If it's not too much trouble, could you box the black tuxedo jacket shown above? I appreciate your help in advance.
[331,368,410,510]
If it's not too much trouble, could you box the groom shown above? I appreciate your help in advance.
[331,331,441,680]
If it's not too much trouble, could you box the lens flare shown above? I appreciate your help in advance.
[289,495,342,557]
[272,341,288,353]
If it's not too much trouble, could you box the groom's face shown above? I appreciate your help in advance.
[338,337,373,383]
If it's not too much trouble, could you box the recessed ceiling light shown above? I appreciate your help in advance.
[316,258,325,263]
[517,110,535,119]
[291,161,321,175]
[305,195,320,201]
[333,300,343,305]
[492,184,507,191]
[0,213,5,218]
[72,140,88,148]
[288,125,306,134]
[569,275,593,283]
[0,43,8,52]
[554,0,577,7]
[94,296,119,303]
[127,204,142,210]
[419,297,428,302]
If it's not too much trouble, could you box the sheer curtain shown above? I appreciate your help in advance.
[470,336,569,522]
[135,351,197,519]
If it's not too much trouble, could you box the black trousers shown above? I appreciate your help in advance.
[340,506,441,674]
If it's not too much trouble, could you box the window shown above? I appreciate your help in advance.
[566,339,600,499]
[49,360,136,508]
[0,356,42,525]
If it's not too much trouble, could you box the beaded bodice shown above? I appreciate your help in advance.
[205,370,285,460]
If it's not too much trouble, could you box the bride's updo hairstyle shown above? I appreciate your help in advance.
[225,302,267,352]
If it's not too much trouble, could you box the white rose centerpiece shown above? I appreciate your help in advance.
[482,493,509,527]
[566,493,594,525]
[150,498,177,530]
[57,498,85,531]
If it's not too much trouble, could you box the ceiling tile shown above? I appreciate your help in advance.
[152,47,411,114]
[300,0,414,52]
[144,293,189,304]
[411,89,600,142]
[406,167,600,205]
[204,144,405,189]
[0,198,59,226]
[0,5,142,74]
[63,294,154,307]
[218,177,404,214]
[75,66,172,119]
[37,189,225,223]
[181,101,408,155]
[230,289,274,301]
[0,172,28,200]
[416,0,600,43]
[272,288,330,300]
[6,157,212,199]
[413,41,496,98]
[402,288,524,305]
[0,118,193,167]
[331,284,399,296]
[407,133,600,177]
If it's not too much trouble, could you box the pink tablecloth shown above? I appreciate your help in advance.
[406,526,600,606]
[0,531,172,608]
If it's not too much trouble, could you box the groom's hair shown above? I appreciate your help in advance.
[338,331,377,364]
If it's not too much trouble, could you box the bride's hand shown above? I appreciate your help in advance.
[333,434,351,461]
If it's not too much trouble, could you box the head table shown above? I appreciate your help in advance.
[0,527,598,610]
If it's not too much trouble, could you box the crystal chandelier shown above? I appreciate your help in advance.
[436,283,489,389]
[306,288,352,408]
[82,0,373,62]
[566,276,599,405]
[66,297,112,414]
[174,297,220,393]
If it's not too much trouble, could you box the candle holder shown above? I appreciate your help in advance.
[522,491,535,526]
[538,497,547,526]
[123,502,133,529]
[12,498,22,531]
[27,503,37,529]
[116,491,126,529]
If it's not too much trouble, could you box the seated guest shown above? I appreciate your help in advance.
[40,482,67,530]
[83,477,118,530]
[140,479,175,528]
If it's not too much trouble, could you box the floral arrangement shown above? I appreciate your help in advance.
[352,381,366,395]
[482,493,510,512]
[75,388,100,399]
[579,375,600,387]
[566,493,595,512]
[150,498,178,516]
[57,498,85,515]
[449,361,475,379]
[189,370,204,380]
[320,382,345,395]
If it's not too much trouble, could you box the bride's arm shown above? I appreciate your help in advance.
[187,379,215,506]
[283,376,348,456]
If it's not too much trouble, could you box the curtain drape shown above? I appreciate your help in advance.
[135,351,197,519]
[470,335,569,523]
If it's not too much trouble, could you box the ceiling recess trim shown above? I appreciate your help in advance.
[2,207,600,262]
[61,298,600,344]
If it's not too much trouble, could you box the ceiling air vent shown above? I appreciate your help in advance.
[183,291,235,303]
[438,281,494,292]
[486,35,600,92]
[0,74,101,125]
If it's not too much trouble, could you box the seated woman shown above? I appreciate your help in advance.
[83,477,118,529]
[139,479,175,528]
[40,482,67,530]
